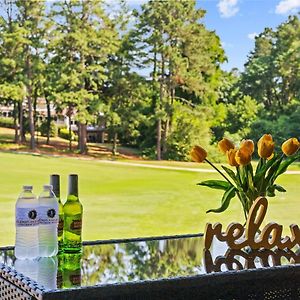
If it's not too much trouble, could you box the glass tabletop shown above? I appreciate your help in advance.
[1,234,299,291]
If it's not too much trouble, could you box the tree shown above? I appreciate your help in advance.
[135,0,225,159]
[212,70,259,143]
[0,0,26,143]
[240,15,300,116]
[15,0,46,150]
[101,1,153,155]
[48,0,118,153]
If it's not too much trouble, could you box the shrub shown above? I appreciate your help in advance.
[39,120,57,137]
[58,127,77,141]
[0,117,14,128]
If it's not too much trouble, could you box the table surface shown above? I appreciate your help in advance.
[1,233,300,292]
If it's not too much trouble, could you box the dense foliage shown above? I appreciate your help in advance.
[0,1,298,160]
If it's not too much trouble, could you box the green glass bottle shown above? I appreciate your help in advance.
[62,252,82,288]
[63,174,83,252]
[50,174,64,251]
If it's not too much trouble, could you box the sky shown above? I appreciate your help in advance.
[127,0,300,71]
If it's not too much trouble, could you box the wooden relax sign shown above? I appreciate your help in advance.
[204,197,300,250]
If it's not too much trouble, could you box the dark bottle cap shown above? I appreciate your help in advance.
[68,174,78,197]
[50,174,60,198]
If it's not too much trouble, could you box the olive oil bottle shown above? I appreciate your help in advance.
[63,174,83,252]
[50,174,64,251]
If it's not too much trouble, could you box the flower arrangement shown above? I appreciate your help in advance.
[191,135,300,220]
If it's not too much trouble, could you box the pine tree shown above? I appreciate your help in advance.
[135,0,225,159]
[48,0,119,153]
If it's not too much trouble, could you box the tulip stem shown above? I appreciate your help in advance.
[204,158,234,186]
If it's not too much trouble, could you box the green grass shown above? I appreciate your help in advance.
[1,151,300,246]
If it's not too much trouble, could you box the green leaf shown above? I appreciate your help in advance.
[266,185,276,197]
[221,165,238,185]
[197,180,231,191]
[206,186,236,213]
[275,154,300,178]
[274,184,286,192]
[239,166,248,190]
[255,158,264,175]
[254,155,278,185]
[260,157,283,194]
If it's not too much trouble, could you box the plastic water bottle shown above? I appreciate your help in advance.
[15,185,39,259]
[15,258,39,282]
[37,256,58,290]
[38,185,59,257]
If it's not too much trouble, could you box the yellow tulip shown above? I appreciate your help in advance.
[258,134,275,159]
[240,139,254,155]
[235,148,252,166]
[282,138,300,156]
[227,148,239,167]
[218,138,235,154]
[191,145,207,163]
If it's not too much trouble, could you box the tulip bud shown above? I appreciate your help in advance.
[235,148,251,166]
[240,139,254,155]
[258,134,275,159]
[218,138,235,154]
[282,138,300,156]
[227,148,239,167]
[191,145,207,163]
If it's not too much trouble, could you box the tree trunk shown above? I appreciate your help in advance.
[19,101,26,143]
[14,101,19,144]
[156,119,162,160]
[25,48,35,150]
[162,86,174,156]
[27,92,35,150]
[78,122,87,154]
[68,116,72,151]
[112,131,118,155]
[162,119,169,156]
[157,52,165,160]
[34,95,39,145]
[45,97,51,145]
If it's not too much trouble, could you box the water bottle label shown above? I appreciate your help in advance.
[39,206,59,225]
[16,208,39,227]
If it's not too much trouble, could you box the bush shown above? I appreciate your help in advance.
[165,103,220,161]
[0,117,14,128]
[39,120,57,137]
[58,127,77,141]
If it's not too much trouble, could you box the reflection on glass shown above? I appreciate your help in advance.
[15,258,39,282]
[56,252,64,289]
[204,247,300,273]
[80,236,204,286]
[38,257,57,290]
[3,235,298,291]
[63,252,82,288]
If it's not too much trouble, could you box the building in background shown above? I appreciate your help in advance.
[0,99,106,143]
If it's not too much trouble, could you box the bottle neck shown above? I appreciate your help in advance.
[21,190,35,199]
[68,175,78,199]
[50,175,60,198]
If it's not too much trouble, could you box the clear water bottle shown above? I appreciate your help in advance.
[39,185,59,257]
[37,256,58,290]
[15,185,39,259]
[15,258,39,282]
